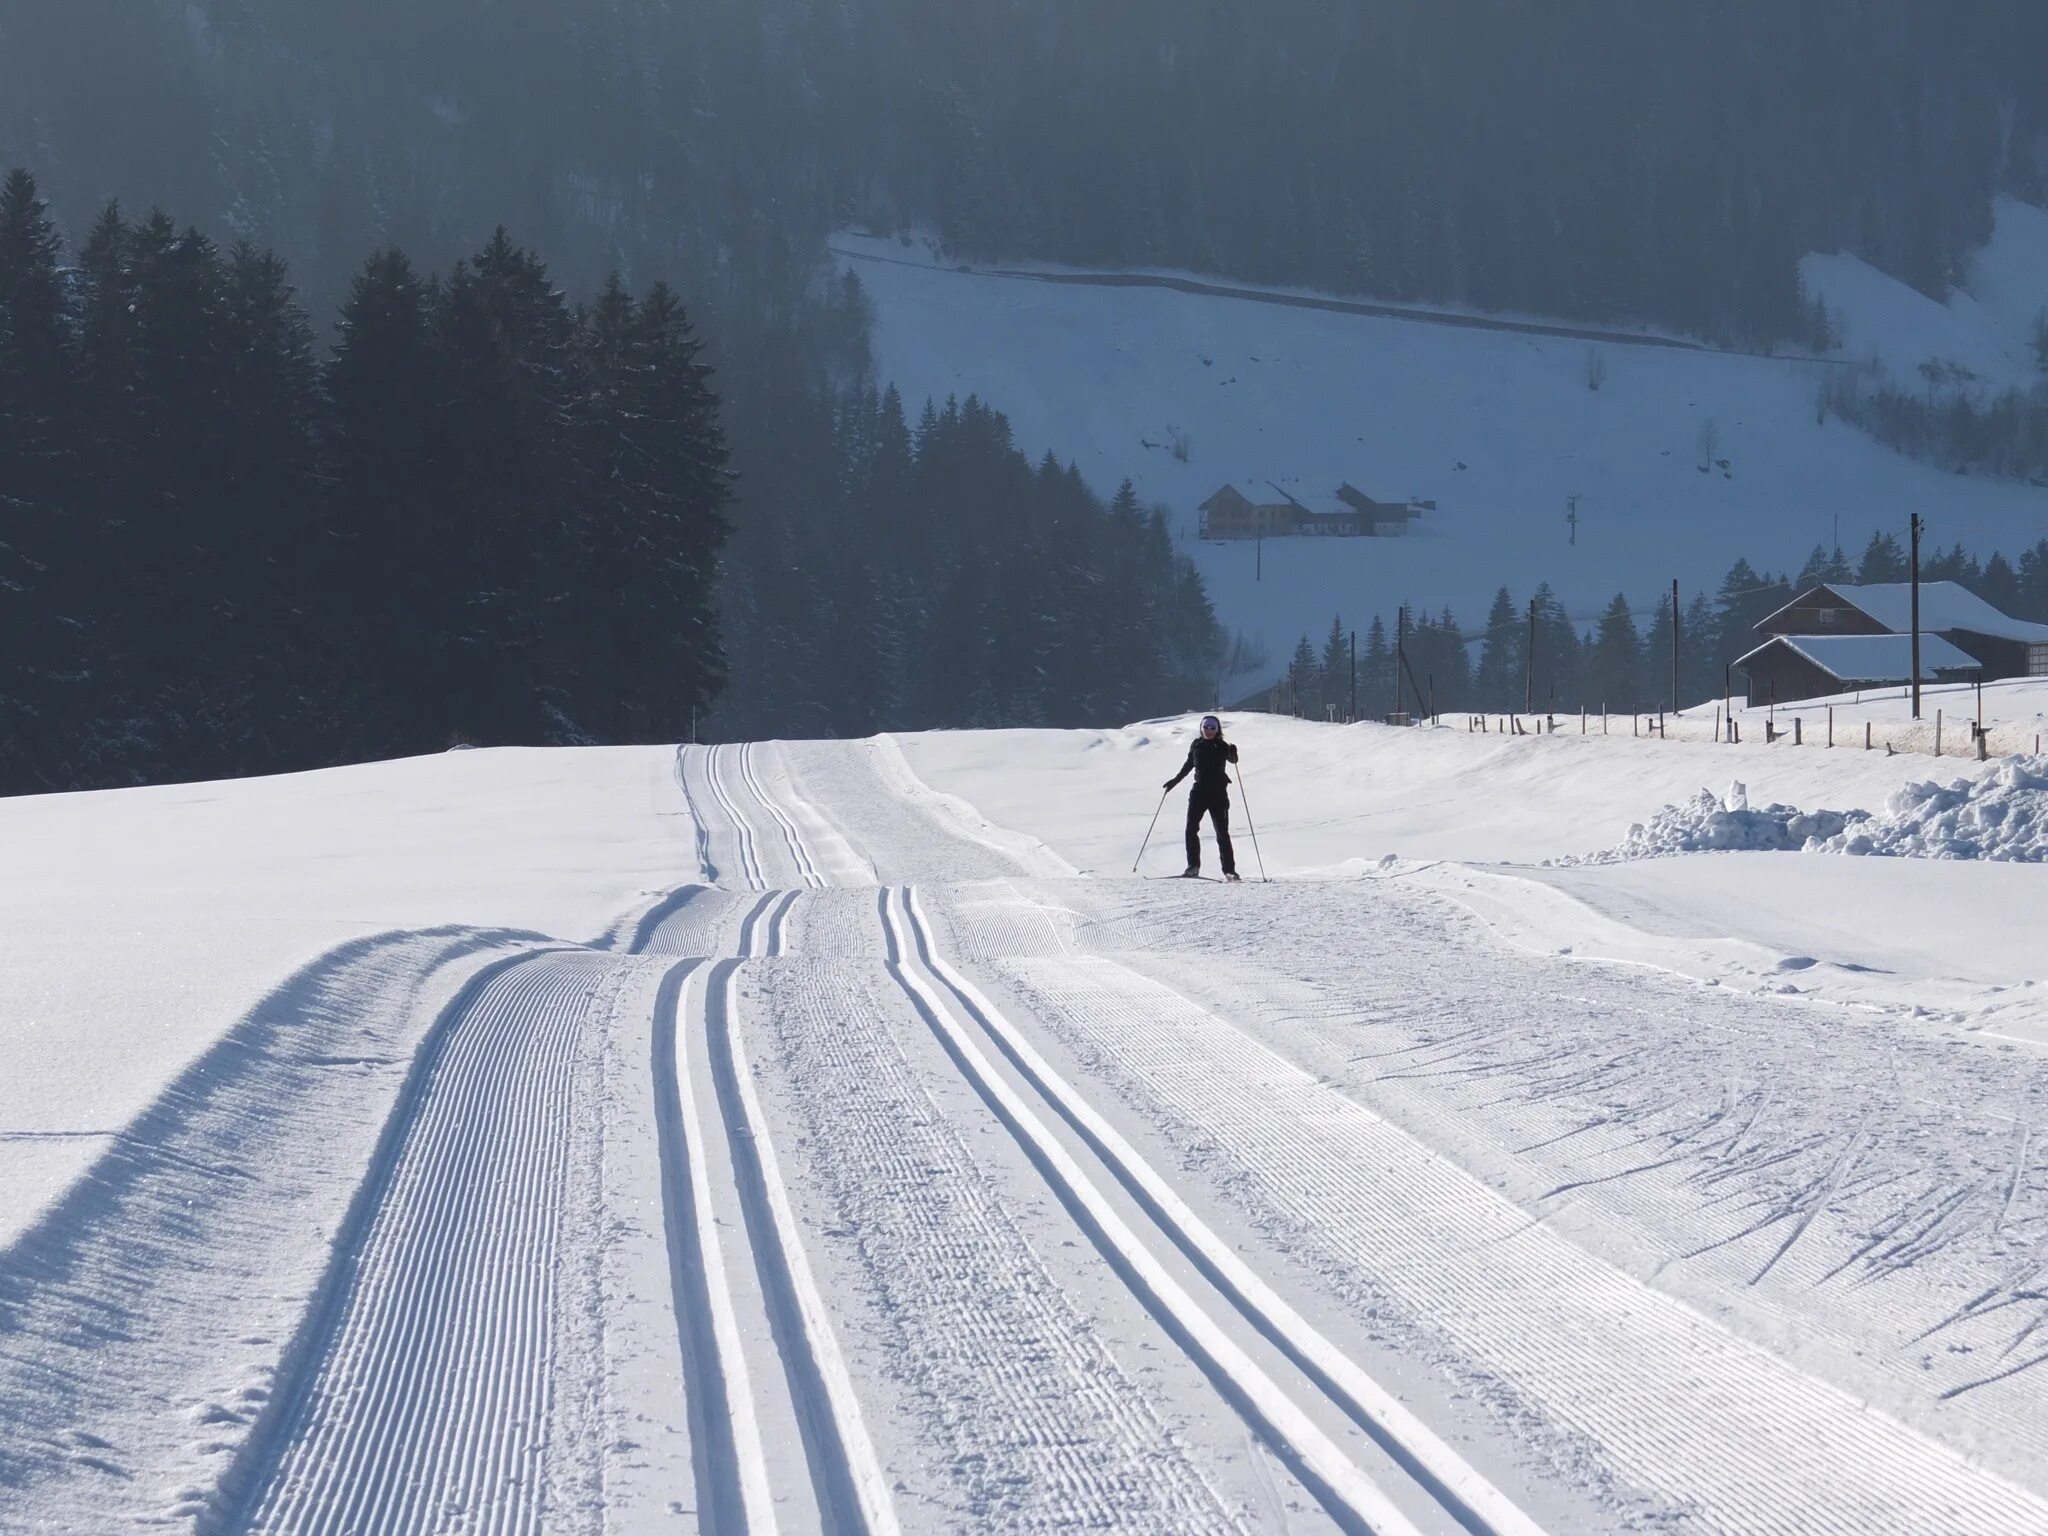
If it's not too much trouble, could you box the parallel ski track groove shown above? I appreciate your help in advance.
[881,886,1455,1536]
[701,744,766,890]
[693,753,898,1534]
[707,943,900,1536]
[1000,945,2048,1536]
[779,911,1246,1531]
[738,743,825,889]
[241,951,617,1536]
[649,957,774,1535]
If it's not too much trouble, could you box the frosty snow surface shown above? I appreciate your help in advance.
[4,716,2048,1533]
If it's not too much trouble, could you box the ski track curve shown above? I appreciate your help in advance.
[235,950,624,1536]
[977,908,2048,1536]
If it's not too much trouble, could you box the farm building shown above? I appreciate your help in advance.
[1198,482,1428,540]
[1734,581,2048,705]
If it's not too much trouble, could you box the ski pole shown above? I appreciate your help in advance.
[1235,762,1270,882]
[1133,786,1169,872]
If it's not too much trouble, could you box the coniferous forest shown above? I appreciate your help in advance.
[1281,532,2048,723]
[0,170,1222,792]
[6,1,2045,346]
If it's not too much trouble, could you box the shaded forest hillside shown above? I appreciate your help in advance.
[4,2,2047,343]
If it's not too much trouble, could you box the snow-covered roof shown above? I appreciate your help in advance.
[1737,632,1980,683]
[1767,582,2048,642]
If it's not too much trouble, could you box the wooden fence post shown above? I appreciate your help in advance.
[1936,709,1943,756]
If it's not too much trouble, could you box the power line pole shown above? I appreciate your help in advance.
[1349,629,1356,722]
[1524,597,1537,714]
[1910,513,1924,720]
[1671,578,1680,715]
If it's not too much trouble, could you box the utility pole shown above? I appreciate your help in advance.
[1910,513,1924,719]
[1349,629,1356,722]
[1566,495,1579,546]
[1524,597,1537,714]
[1671,578,1680,715]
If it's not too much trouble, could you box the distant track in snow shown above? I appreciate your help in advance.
[657,754,900,1532]
[880,884,1536,1536]
[832,241,1847,360]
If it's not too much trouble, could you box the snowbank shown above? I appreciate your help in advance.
[1822,754,2048,861]
[1566,756,2048,864]
[1559,782,1861,864]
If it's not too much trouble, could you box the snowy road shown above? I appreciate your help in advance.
[5,733,2048,1533]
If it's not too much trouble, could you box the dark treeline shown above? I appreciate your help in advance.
[4,2,2046,348]
[1279,531,2048,720]
[1,169,1223,791]
[0,169,729,791]
[717,387,1223,740]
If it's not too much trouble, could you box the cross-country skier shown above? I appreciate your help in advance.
[1164,715,1240,881]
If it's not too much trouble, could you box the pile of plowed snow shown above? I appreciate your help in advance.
[1567,757,2048,864]
[1559,783,1858,865]
[1821,755,2048,862]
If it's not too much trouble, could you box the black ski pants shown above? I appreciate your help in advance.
[1185,785,1236,874]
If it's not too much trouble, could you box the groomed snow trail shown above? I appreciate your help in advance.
[238,950,624,1535]
[19,736,2048,1535]
[936,877,2048,1535]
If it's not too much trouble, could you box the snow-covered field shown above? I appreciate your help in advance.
[837,200,2048,680]
[5,722,2048,1533]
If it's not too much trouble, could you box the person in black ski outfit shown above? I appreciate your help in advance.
[1164,715,1240,880]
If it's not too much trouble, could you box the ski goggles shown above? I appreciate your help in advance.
[1200,716,1221,733]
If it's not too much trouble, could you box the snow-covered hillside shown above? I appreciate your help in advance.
[6,725,2048,1533]
[837,202,2048,682]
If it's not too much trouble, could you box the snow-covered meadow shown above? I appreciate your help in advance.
[4,720,2047,1532]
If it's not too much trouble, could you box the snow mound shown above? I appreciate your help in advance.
[1817,755,2048,862]
[1560,782,1862,865]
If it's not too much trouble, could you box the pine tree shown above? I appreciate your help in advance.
[1857,532,1908,584]
[1585,594,1642,713]
[1285,633,1319,716]
[1362,615,1391,716]
[1318,615,1348,719]
[1472,586,1522,712]
[325,248,449,756]
[0,170,78,789]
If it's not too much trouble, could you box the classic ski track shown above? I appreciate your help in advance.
[649,955,777,1535]
[688,749,901,1533]
[768,936,1250,1533]
[737,743,827,889]
[706,947,901,1535]
[699,743,767,890]
[240,949,622,1536]
[882,884,1507,1536]
[989,935,2048,1536]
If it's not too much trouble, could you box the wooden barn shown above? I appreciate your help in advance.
[1735,580,2048,705]
[1734,633,1979,707]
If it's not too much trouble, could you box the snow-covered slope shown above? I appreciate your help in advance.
[1804,197,2048,392]
[838,214,2048,683]
[6,730,2048,1533]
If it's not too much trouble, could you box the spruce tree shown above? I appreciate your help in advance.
[0,170,77,789]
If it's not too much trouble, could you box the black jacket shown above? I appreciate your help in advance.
[1166,734,1237,792]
